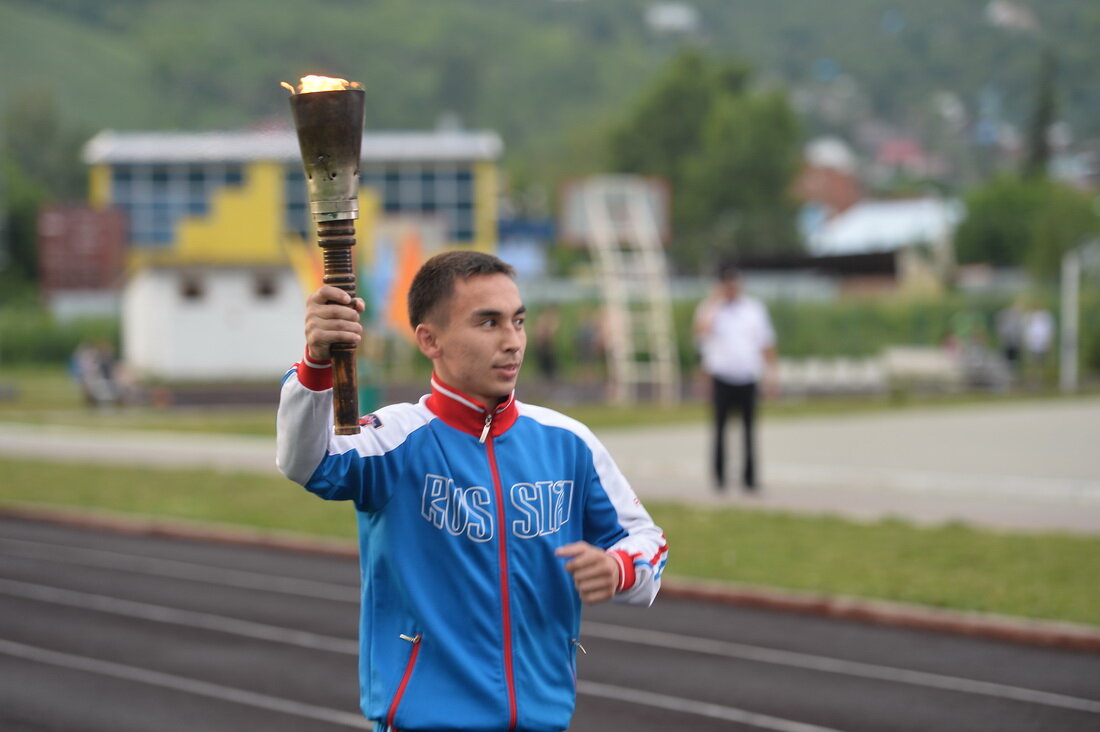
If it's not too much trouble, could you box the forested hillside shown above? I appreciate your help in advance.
[3,0,1097,175]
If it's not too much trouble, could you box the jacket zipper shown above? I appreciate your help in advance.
[569,638,586,687]
[385,633,422,728]
[485,428,518,731]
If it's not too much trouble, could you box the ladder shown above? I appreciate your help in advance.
[579,176,680,405]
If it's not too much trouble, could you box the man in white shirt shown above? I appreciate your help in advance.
[693,265,778,493]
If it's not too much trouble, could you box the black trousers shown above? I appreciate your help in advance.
[711,377,758,489]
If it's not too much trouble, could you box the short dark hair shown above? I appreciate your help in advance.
[718,261,741,281]
[408,250,516,329]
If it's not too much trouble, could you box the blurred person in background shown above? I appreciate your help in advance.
[533,304,561,385]
[71,340,118,407]
[996,300,1026,378]
[1024,305,1055,386]
[277,250,667,732]
[694,263,778,493]
[575,305,606,383]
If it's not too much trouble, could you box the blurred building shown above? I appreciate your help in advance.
[745,193,962,298]
[82,128,502,380]
[793,136,863,236]
[496,218,556,279]
[984,0,1038,32]
[645,3,701,35]
[37,205,127,320]
[806,196,963,294]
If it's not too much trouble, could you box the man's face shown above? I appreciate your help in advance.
[719,275,741,301]
[421,273,526,408]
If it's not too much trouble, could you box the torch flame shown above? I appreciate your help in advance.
[281,75,363,94]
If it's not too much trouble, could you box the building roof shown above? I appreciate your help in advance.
[83,129,503,165]
[807,197,963,256]
[804,136,857,173]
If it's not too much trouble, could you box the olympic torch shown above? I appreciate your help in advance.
[284,75,365,435]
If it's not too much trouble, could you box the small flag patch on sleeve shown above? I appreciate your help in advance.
[360,413,384,429]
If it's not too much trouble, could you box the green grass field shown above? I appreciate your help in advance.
[2,457,1097,627]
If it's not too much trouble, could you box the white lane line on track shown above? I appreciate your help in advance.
[0,579,849,731]
[6,537,1100,716]
[0,537,360,602]
[583,621,1100,715]
[578,680,844,732]
[0,578,357,655]
[0,638,372,729]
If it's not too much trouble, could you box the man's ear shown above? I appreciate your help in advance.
[415,323,441,359]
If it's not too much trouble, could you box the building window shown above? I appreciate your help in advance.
[180,274,204,301]
[110,163,240,247]
[284,162,480,244]
[285,169,310,239]
[224,165,244,186]
[255,273,278,299]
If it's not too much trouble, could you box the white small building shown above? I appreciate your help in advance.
[122,266,304,381]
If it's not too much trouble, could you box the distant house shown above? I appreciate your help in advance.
[83,128,502,380]
[806,196,963,293]
[644,3,701,35]
[793,137,862,215]
[37,204,127,320]
[872,137,949,183]
[807,197,961,256]
[985,0,1038,32]
[793,137,864,247]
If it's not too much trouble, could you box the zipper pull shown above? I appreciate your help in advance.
[479,413,492,443]
[572,639,587,655]
[399,633,422,644]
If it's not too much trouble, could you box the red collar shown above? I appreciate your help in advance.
[425,374,519,441]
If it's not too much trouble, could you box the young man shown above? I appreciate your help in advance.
[694,264,778,493]
[277,251,667,732]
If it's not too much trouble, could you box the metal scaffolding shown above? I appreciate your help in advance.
[577,176,680,404]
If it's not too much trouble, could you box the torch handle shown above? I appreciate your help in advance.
[318,219,361,435]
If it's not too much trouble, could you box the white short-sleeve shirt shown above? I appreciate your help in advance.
[695,295,776,384]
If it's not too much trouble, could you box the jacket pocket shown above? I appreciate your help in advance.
[385,632,423,727]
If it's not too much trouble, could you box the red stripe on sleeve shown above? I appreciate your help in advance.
[296,349,333,392]
[649,535,669,566]
[610,550,637,592]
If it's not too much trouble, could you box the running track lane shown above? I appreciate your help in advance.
[0,518,1097,731]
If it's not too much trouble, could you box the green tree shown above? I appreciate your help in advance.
[608,50,801,271]
[1,89,88,291]
[608,49,719,195]
[1023,47,1058,180]
[955,175,1098,279]
[1027,182,1099,278]
[955,176,1041,268]
[682,88,802,263]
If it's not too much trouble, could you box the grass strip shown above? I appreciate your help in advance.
[2,457,1097,627]
[4,365,1096,436]
[659,502,1100,627]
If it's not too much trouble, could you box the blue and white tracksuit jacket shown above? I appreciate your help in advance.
[276,359,668,732]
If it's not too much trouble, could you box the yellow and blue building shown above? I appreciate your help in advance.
[83,128,502,380]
